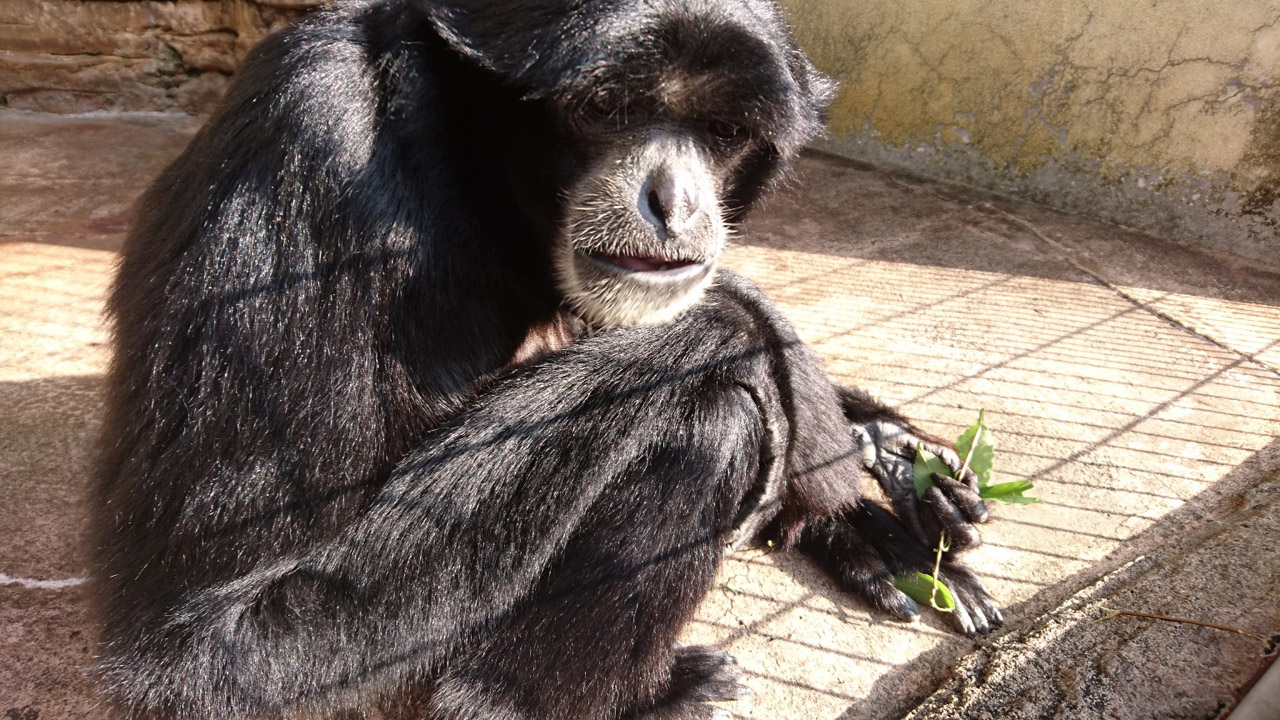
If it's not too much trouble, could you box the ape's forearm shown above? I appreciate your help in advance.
[99,300,783,720]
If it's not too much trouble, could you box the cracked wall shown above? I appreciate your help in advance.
[783,0,1280,264]
[0,0,323,114]
[4,1,1277,261]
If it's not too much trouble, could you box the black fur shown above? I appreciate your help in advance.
[91,2,996,718]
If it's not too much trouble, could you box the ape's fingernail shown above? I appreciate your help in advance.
[897,596,921,621]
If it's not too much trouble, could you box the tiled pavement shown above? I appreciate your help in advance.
[2,111,1278,719]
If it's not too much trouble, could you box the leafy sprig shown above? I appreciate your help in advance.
[915,410,1039,504]
[893,411,1039,613]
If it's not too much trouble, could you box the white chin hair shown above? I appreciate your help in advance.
[556,254,718,329]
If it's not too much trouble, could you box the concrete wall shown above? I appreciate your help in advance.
[4,1,1277,261]
[0,0,322,114]
[783,0,1280,264]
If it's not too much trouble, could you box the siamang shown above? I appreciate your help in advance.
[90,0,1000,718]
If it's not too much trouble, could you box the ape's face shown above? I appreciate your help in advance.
[544,5,830,328]
[555,102,745,329]
[423,0,830,328]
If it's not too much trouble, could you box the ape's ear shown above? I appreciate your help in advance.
[768,19,836,158]
[416,0,593,95]
[786,45,837,130]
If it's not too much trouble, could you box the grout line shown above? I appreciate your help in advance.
[0,572,87,590]
[982,203,1280,379]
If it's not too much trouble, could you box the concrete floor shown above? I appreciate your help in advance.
[1,110,1278,719]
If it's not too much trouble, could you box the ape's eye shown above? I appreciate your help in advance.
[703,120,747,148]
[585,92,624,121]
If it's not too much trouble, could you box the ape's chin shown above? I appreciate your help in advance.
[559,249,717,328]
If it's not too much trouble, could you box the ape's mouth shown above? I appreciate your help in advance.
[584,251,705,276]
[564,248,718,327]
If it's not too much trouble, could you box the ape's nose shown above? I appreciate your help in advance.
[641,167,706,238]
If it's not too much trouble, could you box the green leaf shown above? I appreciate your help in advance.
[893,571,956,612]
[979,479,1041,504]
[979,479,1033,497]
[954,409,996,488]
[913,445,951,499]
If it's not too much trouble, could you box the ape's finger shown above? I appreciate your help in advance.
[941,561,1002,633]
[932,473,989,524]
[918,499,945,550]
[948,593,978,636]
[954,464,982,494]
[850,423,879,469]
[974,592,1004,628]
[952,587,990,635]
[922,440,983,492]
[928,441,964,470]
[891,497,933,548]
[923,484,981,551]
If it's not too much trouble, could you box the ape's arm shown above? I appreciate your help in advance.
[710,278,1001,635]
[96,278,859,720]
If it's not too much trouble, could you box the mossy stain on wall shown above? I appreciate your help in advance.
[782,0,1280,262]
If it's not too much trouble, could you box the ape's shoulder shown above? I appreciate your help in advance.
[209,1,427,137]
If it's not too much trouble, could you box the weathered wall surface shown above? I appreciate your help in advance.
[4,1,1277,260]
[0,0,322,114]
[783,0,1280,264]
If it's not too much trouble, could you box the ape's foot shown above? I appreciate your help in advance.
[630,646,748,720]
[800,501,1004,636]
[670,645,749,703]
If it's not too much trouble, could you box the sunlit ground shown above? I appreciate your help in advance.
[686,242,1280,717]
[1,114,1277,719]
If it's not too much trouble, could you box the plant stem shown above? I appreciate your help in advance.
[956,431,978,483]
[929,531,951,611]
[1095,607,1273,647]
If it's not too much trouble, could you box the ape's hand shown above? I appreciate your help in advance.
[797,502,1003,636]
[852,419,989,551]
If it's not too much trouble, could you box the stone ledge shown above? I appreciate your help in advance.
[0,0,324,113]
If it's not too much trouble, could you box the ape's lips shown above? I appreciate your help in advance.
[589,252,702,273]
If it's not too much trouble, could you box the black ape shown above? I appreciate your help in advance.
[91,1,998,718]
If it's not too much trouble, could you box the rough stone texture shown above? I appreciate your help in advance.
[1,111,1279,719]
[0,0,324,114]
[783,0,1280,266]
[5,0,1275,258]
[904,475,1280,720]
[0,586,100,719]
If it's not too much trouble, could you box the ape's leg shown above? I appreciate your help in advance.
[98,284,848,720]
[423,420,760,719]
[370,276,861,720]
